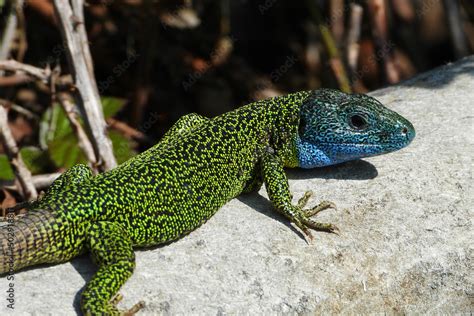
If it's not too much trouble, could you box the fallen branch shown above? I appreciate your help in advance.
[0,104,37,200]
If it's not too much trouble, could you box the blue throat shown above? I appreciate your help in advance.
[296,136,333,168]
[296,136,382,168]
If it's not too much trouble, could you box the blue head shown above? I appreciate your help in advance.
[296,89,415,168]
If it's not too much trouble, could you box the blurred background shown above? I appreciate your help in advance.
[0,0,473,192]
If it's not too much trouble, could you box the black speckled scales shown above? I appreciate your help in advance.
[1,89,415,314]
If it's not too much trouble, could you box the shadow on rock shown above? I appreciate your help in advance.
[237,193,309,242]
[287,159,378,181]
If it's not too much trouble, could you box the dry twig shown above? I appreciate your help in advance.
[346,3,365,91]
[107,117,147,142]
[0,173,62,192]
[0,0,25,63]
[0,98,38,120]
[0,104,37,200]
[57,92,97,171]
[52,0,117,171]
[0,59,51,82]
[0,74,33,86]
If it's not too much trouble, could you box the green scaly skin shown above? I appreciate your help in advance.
[0,89,415,315]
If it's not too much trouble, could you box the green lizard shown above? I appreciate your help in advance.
[0,89,415,315]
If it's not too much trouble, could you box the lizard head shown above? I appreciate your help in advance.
[296,89,415,168]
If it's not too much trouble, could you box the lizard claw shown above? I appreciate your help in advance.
[122,301,145,316]
[303,200,337,217]
[293,192,340,239]
[297,190,313,208]
[300,217,339,234]
[110,293,145,316]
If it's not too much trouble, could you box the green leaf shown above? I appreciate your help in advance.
[39,103,74,146]
[20,147,50,174]
[110,131,136,164]
[39,104,84,168]
[38,98,133,170]
[102,97,127,118]
[0,147,50,180]
[0,155,14,180]
[48,133,87,168]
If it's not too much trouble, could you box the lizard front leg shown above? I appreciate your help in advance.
[81,221,144,315]
[260,149,338,241]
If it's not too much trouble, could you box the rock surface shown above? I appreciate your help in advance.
[1,57,473,315]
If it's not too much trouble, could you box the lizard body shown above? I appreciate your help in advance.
[0,89,415,314]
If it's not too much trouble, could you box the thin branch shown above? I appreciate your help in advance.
[71,0,95,76]
[0,98,39,120]
[0,104,37,200]
[0,74,33,86]
[0,59,51,82]
[346,3,365,91]
[52,0,117,171]
[0,0,25,62]
[30,173,61,189]
[0,173,61,192]
[346,4,363,72]
[57,92,97,171]
[15,0,28,62]
[106,117,148,142]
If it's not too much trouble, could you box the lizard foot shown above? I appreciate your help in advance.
[110,293,146,316]
[297,191,337,216]
[293,191,339,242]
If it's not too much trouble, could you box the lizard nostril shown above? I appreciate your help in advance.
[401,127,408,135]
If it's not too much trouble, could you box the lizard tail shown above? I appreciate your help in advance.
[0,209,57,274]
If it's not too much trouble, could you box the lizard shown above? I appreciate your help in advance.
[0,89,415,315]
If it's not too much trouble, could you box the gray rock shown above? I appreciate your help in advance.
[1,57,473,315]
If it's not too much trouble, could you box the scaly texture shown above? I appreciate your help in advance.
[0,89,415,314]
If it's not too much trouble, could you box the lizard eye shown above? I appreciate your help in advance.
[348,114,368,130]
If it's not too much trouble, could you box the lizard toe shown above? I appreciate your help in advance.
[121,300,146,316]
[303,200,337,217]
[297,191,314,208]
